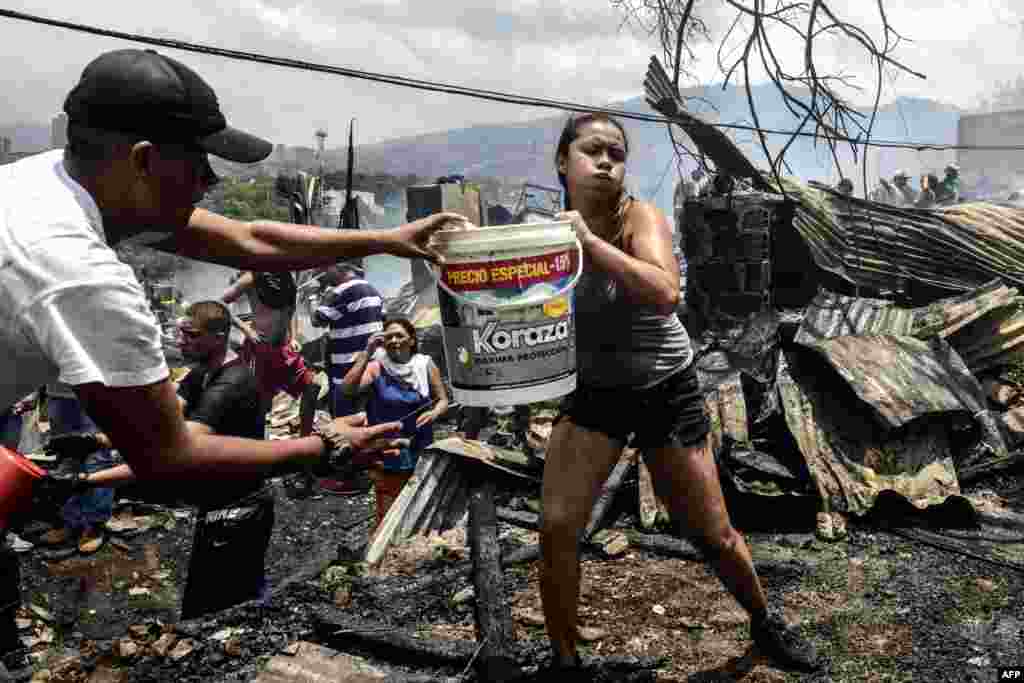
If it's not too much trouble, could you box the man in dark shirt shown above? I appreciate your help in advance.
[175,300,272,617]
[87,300,274,617]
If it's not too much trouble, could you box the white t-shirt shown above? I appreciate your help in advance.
[0,150,169,412]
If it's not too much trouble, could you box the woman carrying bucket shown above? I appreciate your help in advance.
[341,317,449,528]
[537,113,820,674]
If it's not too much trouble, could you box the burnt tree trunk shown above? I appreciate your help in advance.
[467,472,517,681]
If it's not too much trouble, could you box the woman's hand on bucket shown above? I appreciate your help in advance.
[388,212,473,264]
[557,210,594,248]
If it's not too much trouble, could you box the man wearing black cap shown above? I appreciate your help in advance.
[2,49,465,668]
[0,47,468,479]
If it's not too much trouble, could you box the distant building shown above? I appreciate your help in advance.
[50,112,68,150]
[0,138,38,166]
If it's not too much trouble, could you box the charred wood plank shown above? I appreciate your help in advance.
[958,450,1024,483]
[356,544,540,604]
[312,608,477,667]
[496,507,540,531]
[467,474,513,670]
[584,450,635,538]
[625,531,806,580]
[625,530,703,561]
[636,453,659,530]
[254,641,461,683]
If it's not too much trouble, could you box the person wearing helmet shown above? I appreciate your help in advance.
[892,171,915,206]
[938,163,961,204]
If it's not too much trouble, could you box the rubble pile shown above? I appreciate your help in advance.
[678,179,1024,539]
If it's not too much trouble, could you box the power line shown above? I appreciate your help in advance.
[4,7,1024,154]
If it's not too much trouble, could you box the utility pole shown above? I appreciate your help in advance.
[314,128,328,222]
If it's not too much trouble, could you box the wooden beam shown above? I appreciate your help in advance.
[636,452,659,530]
[496,507,540,531]
[467,472,515,679]
[584,450,634,539]
[356,544,540,605]
[313,608,477,667]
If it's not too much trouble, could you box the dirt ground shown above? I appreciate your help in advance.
[9,456,1024,682]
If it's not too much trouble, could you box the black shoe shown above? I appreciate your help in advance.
[529,656,589,682]
[751,610,822,672]
[285,482,313,500]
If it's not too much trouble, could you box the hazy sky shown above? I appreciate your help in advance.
[2,0,1023,147]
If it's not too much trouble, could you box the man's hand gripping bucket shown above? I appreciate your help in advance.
[427,221,584,407]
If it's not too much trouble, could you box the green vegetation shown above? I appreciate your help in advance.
[941,576,1009,625]
[214,176,291,221]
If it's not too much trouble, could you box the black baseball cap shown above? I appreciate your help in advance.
[64,49,272,164]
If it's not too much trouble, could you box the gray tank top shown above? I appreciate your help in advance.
[573,261,694,390]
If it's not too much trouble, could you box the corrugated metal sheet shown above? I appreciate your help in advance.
[776,350,961,516]
[912,280,1018,339]
[365,451,469,567]
[365,440,540,567]
[702,370,749,457]
[801,335,987,428]
[949,301,1024,372]
[796,281,1021,375]
[794,291,915,346]
[780,180,1024,294]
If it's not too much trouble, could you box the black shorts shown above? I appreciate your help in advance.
[180,487,275,620]
[557,363,709,450]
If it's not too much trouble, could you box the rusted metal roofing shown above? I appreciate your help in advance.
[779,180,1024,294]
[702,370,749,457]
[794,291,915,346]
[776,350,962,516]
[795,281,1023,374]
[800,335,986,428]
[948,301,1024,372]
[912,280,1018,339]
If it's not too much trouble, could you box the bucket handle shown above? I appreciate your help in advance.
[429,238,584,311]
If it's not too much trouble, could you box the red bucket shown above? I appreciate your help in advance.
[0,446,45,532]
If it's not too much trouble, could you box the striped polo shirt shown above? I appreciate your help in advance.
[314,279,384,384]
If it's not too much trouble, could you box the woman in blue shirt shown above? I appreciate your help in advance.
[342,317,449,527]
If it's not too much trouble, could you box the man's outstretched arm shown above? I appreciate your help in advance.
[157,209,468,271]
[74,379,402,483]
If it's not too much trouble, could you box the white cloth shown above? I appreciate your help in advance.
[0,150,169,412]
[46,381,77,399]
[373,349,432,398]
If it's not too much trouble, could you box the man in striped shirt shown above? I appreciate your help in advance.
[312,262,384,495]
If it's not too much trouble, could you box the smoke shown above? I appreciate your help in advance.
[175,258,237,307]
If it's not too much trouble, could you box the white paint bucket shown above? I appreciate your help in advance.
[430,221,582,407]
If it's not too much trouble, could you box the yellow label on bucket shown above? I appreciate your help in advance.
[543,296,568,319]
